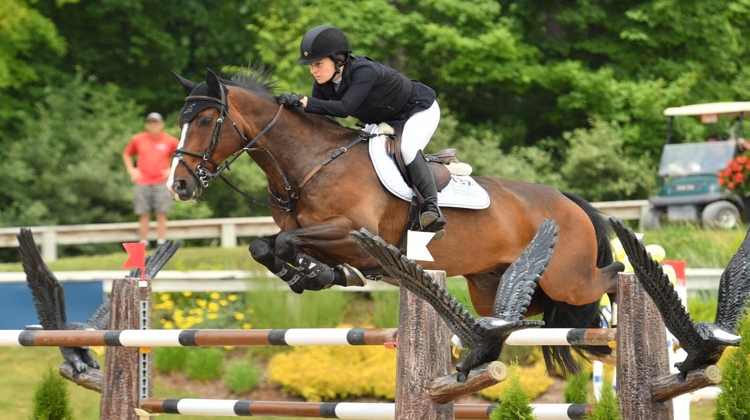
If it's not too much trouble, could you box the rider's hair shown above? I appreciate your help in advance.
[331,52,349,65]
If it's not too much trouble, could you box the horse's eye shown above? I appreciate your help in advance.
[199,116,212,126]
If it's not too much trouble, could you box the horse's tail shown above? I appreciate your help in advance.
[538,192,614,377]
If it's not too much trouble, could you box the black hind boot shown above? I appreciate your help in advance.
[406,150,446,240]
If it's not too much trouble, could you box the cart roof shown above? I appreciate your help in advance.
[664,102,750,117]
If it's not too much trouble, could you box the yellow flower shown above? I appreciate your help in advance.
[160,320,175,329]
[228,294,238,302]
[219,300,228,307]
[207,313,219,320]
[234,312,245,320]
[159,293,172,302]
[208,302,220,312]
[196,299,207,309]
[241,322,251,329]
[182,291,192,297]
[210,292,221,300]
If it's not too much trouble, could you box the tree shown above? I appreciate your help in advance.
[0,0,67,132]
[0,71,140,227]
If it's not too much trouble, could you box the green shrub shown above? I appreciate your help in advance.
[185,348,224,382]
[248,286,349,329]
[564,367,591,403]
[714,306,750,420]
[153,291,254,330]
[584,376,621,420]
[267,343,397,401]
[687,296,719,323]
[370,291,399,328]
[224,360,263,395]
[30,368,73,420]
[489,362,534,420]
[479,359,552,401]
[154,347,188,374]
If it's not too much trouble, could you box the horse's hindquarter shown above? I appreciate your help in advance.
[422,178,602,300]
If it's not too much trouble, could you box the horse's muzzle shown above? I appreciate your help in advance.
[170,178,201,201]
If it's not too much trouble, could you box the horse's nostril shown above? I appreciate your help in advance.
[172,179,187,193]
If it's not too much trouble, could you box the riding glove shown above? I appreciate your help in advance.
[278,92,304,108]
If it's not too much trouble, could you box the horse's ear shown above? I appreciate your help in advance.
[172,71,197,95]
[205,68,222,97]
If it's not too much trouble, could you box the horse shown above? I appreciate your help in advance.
[167,68,623,376]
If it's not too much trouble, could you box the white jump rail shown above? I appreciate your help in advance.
[0,268,722,294]
[0,201,648,261]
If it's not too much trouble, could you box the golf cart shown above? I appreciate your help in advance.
[641,102,750,230]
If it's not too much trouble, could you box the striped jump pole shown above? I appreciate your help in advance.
[0,327,615,348]
[139,399,593,420]
[504,327,616,347]
[0,328,398,348]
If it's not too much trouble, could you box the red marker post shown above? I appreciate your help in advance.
[122,242,147,281]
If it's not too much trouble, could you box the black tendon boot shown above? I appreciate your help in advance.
[405,151,446,240]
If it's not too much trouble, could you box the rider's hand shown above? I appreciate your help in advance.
[277,93,305,108]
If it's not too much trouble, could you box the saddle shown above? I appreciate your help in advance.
[380,123,471,191]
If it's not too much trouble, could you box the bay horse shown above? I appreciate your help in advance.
[168,68,623,375]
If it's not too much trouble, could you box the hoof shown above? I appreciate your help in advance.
[337,263,368,287]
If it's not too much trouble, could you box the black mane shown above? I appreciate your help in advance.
[225,65,278,99]
[221,65,348,129]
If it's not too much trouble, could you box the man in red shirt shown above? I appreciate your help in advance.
[122,112,179,247]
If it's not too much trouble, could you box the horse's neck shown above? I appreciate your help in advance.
[249,110,358,188]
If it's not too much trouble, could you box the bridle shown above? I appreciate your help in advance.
[174,83,369,214]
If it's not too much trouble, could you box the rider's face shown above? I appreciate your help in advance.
[309,58,340,84]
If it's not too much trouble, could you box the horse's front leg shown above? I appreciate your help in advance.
[272,219,369,292]
[249,235,307,294]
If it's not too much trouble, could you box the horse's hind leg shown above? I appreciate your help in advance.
[601,262,624,295]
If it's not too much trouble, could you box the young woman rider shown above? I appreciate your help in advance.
[277,25,446,239]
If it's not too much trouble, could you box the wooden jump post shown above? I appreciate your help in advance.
[616,272,723,419]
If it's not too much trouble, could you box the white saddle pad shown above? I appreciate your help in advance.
[363,125,490,209]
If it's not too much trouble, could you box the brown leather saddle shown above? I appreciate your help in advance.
[384,128,455,192]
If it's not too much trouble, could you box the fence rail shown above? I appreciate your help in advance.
[0,200,649,261]
[0,268,721,294]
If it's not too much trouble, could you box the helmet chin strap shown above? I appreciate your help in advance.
[325,55,345,83]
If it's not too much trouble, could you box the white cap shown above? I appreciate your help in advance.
[145,112,164,122]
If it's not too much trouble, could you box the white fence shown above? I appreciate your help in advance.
[0,200,649,261]
[0,217,280,261]
[0,268,721,294]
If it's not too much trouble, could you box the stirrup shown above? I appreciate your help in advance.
[420,207,446,240]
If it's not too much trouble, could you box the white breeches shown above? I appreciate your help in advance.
[400,101,440,164]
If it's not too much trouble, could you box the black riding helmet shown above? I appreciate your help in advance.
[298,25,352,65]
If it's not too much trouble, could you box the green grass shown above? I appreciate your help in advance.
[0,245,267,272]
[0,347,288,420]
[0,224,742,274]
[640,224,747,268]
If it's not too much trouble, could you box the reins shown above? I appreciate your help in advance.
[175,84,372,215]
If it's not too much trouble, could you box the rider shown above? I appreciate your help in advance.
[278,25,446,239]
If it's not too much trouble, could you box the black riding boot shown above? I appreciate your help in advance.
[406,151,446,240]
